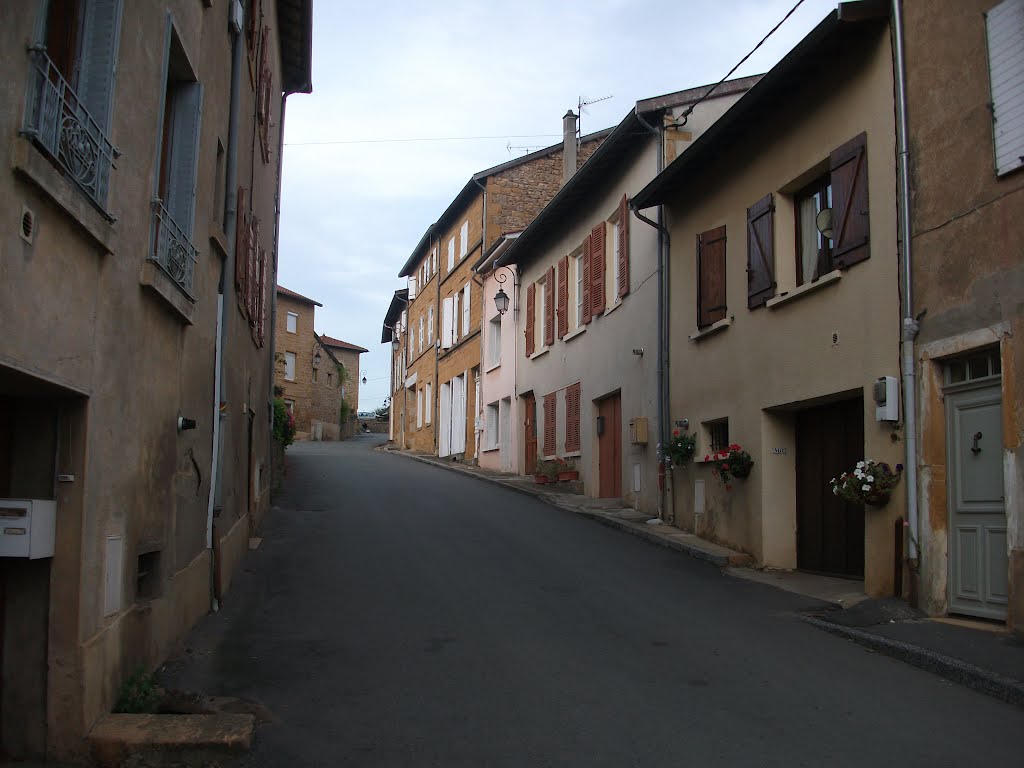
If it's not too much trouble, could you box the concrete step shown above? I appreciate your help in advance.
[89,713,254,767]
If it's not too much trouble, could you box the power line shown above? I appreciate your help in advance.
[285,133,562,147]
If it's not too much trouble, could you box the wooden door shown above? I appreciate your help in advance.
[796,397,864,577]
[598,394,622,498]
[522,393,537,474]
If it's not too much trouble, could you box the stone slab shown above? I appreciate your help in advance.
[89,713,254,767]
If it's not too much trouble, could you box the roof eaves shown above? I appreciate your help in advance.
[277,0,313,95]
[381,289,408,343]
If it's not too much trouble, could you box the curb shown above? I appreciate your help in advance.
[801,615,1024,708]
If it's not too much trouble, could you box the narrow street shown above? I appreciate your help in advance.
[160,438,1021,767]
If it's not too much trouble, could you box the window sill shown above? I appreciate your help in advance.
[563,326,586,343]
[482,446,500,453]
[688,317,732,343]
[485,361,501,373]
[528,348,550,361]
[603,299,623,317]
[766,270,842,310]
[140,260,196,325]
[563,451,582,459]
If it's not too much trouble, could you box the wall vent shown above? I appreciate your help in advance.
[20,205,35,245]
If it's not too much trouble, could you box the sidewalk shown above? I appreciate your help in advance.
[384,445,1024,708]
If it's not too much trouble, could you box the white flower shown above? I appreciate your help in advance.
[867,475,874,482]
[856,461,865,469]
[862,484,871,491]
[830,477,836,484]
[832,487,839,495]
[854,469,864,479]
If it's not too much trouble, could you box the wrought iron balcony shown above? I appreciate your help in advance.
[22,46,117,215]
[151,199,198,298]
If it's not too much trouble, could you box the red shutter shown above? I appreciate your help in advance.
[697,226,727,328]
[746,193,775,309]
[247,218,260,323]
[525,282,536,357]
[830,132,869,268]
[544,266,555,347]
[617,196,630,298]
[543,393,556,456]
[257,247,268,345]
[564,382,580,453]
[582,235,592,325]
[557,255,569,339]
[590,223,605,316]
[234,187,247,294]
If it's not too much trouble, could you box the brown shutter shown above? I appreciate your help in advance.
[234,187,248,294]
[582,235,592,325]
[557,255,569,339]
[544,266,555,347]
[543,393,556,456]
[617,196,630,298]
[525,282,536,357]
[590,223,606,316]
[257,247,268,345]
[565,382,580,453]
[746,193,775,309]
[830,132,869,268]
[697,226,727,328]
[247,217,260,323]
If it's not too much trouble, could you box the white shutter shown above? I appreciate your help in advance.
[419,316,424,352]
[460,221,469,259]
[425,382,432,424]
[166,81,203,237]
[409,276,416,300]
[453,290,460,343]
[427,305,434,344]
[285,352,296,380]
[78,0,123,132]
[448,238,455,271]
[439,382,451,456]
[417,388,423,428]
[441,296,454,348]
[433,248,438,275]
[987,0,1024,175]
[462,282,471,335]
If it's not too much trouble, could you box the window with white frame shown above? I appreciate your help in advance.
[427,305,434,345]
[286,311,297,333]
[485,402,500,450]
[462,282,471,336]
[460,221,469,259]
[425,381,432,424]
[487,314,501,367]
[410,325,416,356]
[417,387,423,428]
[448,237,456,272]
[284,352,296,381]
[419,315,424,353]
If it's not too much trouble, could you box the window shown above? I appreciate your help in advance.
[707,419,729,453]
[417,387,423,428]
[409,275,417,300]
[565,382,581,453]
[286,312,298,333]
[747,193,775,307]
[419,315,424,353]
[284,352,296,381]
[312,368,318,383]
[574,252,586,328]
[487,315,502,367]
[462,283,471,336]
[328,372,333,386]
[255,24,273,163]
[945,347,1001,385]
[152,22,203,296]
[485,402,500,450]
[556,255,568,339]
[432,246,438,276]
[460,221,469,259]
[987,0,1024,176]
[697,226,727,328]
[453,290,460,344]
[442,295,454,349]
[427,305,434,345]
[795,177,832,285]
[448,237,456,272]
[284,399,294,415]
[590,222,606,316]
[410,325,416,357]
[425,382,432,424]
[543,393,557,457]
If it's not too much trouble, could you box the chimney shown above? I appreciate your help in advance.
[561,110,578,186]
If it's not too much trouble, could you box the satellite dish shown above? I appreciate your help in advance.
[815,207,834,241]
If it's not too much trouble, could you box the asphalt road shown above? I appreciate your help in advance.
[160,437,1021,767]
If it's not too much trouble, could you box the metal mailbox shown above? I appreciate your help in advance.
[0,499,56,559]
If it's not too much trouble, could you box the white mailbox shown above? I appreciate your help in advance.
[0,499,56,559]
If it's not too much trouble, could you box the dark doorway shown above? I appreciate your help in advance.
[522,393,537,475]
[597,394,622,498]
[796,396,865,577]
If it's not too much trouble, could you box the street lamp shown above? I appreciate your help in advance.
[492,266,517,316]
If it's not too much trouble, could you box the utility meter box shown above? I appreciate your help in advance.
[874,376,899,422]
[0,499,56,559]
[629,417,649,445]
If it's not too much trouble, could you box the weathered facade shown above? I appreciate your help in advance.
[634,6,902,595]
[381,289,408,443]
[274,285,323,439]
[903,0,1024,631]
[321,335,368,438]
[0,0,311,759]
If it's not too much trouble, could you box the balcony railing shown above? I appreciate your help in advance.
[151,199,198,298]
[22,46,117,215]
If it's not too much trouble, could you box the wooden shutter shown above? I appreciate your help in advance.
[590,223,606,316]
[543,393,556,456]
[525,283,536,357]
[746,193,775,309]
[462,282,471,336]
[557,256,569,339]
[165,82,203,237]
[77,0,122,133]
[617,196,630,298]
[544,266,555,347]
[697,226,727,328]
[257,247,268,345]
[234,187,248,293]
[441,296,454,349]
[582,235,592,325]
[830,132,870,268]
[565,382,580,453]
[986,0,1024,176]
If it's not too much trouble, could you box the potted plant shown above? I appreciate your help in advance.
[704,444,753,489]
[830,460,903,507]
[556,457,578,481]
[534,458,562,484]
[665,429,697,468]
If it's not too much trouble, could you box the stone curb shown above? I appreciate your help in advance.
[801,615,1024,708]
[89,713,255,767]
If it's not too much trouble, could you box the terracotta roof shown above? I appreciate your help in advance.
[276,284,322,306]
[319,335,369,354]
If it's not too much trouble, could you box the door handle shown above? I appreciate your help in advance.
[971,431,983,455]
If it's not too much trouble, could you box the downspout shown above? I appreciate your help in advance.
[892,0,920,593]
[633,108,670,523]
[206,4,244,611]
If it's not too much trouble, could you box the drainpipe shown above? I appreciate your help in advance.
[892,0,920,591]
[633,108,670,523]
[206,3,244,610]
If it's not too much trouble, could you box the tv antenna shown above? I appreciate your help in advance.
[577,93,612,140]
[507,140,545,157]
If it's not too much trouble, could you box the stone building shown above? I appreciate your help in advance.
[320,335,369,423]
[381,289,409,443]
[274,284,323,440]
[392,121,609,458]
[0,0,311,759]
[901,0,1023,632]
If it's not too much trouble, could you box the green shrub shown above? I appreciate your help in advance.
[114,668,162,714]
[273,397,296,447]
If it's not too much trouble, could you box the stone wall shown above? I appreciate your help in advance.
[274,293,318,436]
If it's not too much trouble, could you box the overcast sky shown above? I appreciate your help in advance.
[277,0,843,411]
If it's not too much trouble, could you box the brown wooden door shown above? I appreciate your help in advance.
[597,394,622,498]
[522,393,537,474]
[796,397,865,577]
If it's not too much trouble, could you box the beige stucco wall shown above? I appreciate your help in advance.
[478,266,520,473]
[659,25,901,595]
